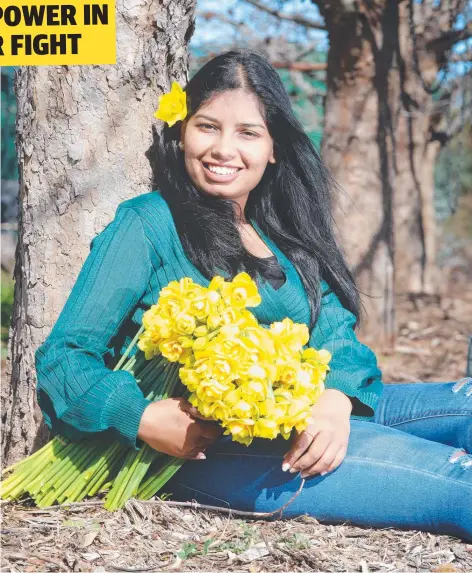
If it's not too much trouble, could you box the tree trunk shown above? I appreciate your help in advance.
[1,0,196,465]
[317,0,455,345]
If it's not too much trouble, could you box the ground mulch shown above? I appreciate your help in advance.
[1,498,471,572]
[374,283,472,384]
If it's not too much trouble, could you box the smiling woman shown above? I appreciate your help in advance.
[33,48,472,541]
[180,90,276,209]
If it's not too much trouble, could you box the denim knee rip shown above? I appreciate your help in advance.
[449,448,472,468]
[452,377,472,397]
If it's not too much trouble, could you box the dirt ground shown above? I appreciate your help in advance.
[374,283,472,384]
[1,497,471,573]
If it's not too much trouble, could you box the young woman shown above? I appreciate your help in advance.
[35,49,472,540]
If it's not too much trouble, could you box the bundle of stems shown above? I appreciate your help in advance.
[1,326,186,510]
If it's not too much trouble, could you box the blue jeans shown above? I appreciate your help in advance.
[166,379,472,541]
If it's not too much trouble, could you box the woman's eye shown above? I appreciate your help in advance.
[198,123,216,130]
[197,124,258,138]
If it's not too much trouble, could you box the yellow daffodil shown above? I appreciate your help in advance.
[193,398,215,419]
[142,307,172,338]
[210,400,232,422]
[137,330,160,360]
[258,398,276,417]
[223,419,255,445]
[220,272,261,309]
[208,276,225,291]
[236,309,260,328]
[160,338,191,364]
[196,379,234,403]
[254,418,278,439]
[207,312,223,330]
[221,387,242,407]
[270,317,309,355]
[278,361,300,387]
[231,399,255,419]
[154,81,187,127]
[302,347,332,365]
[188,295,213,321]
[240,380,268,402]
[174,312,197,335]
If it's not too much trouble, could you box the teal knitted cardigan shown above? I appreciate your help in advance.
[35,190,383,450]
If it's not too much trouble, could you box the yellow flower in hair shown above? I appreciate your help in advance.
[154,81,187,127]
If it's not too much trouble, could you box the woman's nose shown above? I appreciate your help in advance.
[211,133,237,162]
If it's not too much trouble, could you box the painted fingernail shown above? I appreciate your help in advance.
[289,467,297,474]
[196,453,206,460]
[300,472,307,478]
[320,471,328,476]
[282,463,290,472]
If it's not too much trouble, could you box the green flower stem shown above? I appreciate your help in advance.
[121,355,137,372]
[146,361,180,401]
[113,325,145,371]
[0,471,33,499]
[103,448,141,510]
[60,441,110,501]
[131,350,149,378]
[1,436,68,476]
[1,437,71,498]
[139,356,168,396]
[103,362,182,510]
[85,444,123,498]
[137,457,185,500]
[0,326,190,511]
[35,446,94,507]
[34,445,91,503]
[99,480,113,493]
[27,442,85,495]
[145,366,173,401]
[112,446,159,509]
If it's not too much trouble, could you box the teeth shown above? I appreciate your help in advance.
[207,164,238,175]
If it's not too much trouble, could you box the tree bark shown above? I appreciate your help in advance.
[1,0,196,465]
[316,0,462,345]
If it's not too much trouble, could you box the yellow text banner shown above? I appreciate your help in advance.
[0,0,116,65]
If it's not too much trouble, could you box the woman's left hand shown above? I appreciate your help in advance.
[282,389,352,478]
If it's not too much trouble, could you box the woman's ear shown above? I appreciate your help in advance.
[269,149,276,164]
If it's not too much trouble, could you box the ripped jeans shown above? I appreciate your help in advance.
[166,380,472,542]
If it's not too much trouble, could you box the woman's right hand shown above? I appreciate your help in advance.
[137,397,223,459]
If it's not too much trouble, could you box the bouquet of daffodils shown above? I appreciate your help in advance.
[1,273,330,510]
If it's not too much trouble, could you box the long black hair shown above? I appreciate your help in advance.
[155,48,360,330]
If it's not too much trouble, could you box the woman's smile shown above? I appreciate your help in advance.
[202,161,243,183]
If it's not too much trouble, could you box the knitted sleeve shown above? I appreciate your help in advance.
[309,281,384,420]
[35,205,157,450]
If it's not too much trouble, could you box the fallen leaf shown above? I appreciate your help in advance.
[81,552,101,562]
[79,531,99,549]
[238,542,270,563]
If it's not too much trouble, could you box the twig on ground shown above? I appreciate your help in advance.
[140,478,306,519]
[3,550,69,571]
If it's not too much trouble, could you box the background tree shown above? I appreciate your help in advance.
[1,0,197,464]
[313,0,471,345]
